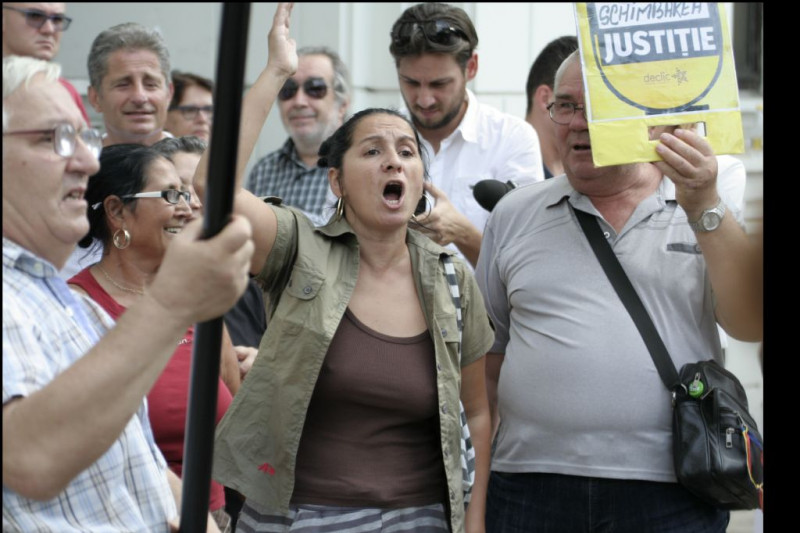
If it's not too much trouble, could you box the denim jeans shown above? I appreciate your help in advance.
[486,472,729,533]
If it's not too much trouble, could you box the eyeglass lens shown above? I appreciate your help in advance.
[278,77,329,101]
[55,124,103,159]
[175,105,213,120]
[163,189,191,204]
[3,7,72,31]
[548,102,586,125]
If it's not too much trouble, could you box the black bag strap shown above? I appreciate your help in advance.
[573,207,680,390]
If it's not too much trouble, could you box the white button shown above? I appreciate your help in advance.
[603,231,610,239]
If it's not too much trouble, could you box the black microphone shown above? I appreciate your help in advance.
[473,179,517,212]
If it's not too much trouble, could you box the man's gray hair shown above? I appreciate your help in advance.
[297,46,351,107]
[3,55,61,132]
[87,22,171,90]
[553,50,581,94]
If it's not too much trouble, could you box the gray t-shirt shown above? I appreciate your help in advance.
[475,175,743,483]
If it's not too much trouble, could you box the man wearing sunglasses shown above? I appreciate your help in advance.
[2,2,90,125]
[389,2,544,267]
[246,46,350,225]
[3,54,252,532]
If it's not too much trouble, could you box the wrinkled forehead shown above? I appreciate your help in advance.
[5,73,81,129]
[295,54,335,81]
[6,2,66,14]
[353,113,417,144]
[101,48,167,84]
[553,58,584,100]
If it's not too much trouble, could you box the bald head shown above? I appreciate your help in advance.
[553,50,581,95]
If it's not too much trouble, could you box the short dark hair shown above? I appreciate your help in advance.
[389,2,478,70]
[169,71,214,109]
[80,144,168,249]
[525,36,578,116]
[318,107,429,177]
[151,135,207,160]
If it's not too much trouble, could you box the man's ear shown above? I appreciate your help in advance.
[465,52,478,81]
[535,84,553,113]
[87,85,102,113]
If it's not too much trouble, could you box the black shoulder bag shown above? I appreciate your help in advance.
[574,207,763,510]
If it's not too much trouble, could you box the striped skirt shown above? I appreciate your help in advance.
[236,502,450,532]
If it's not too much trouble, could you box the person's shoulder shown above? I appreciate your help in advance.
[251,139,292,168]
[490,176,569,224]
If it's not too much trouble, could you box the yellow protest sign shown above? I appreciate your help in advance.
[574,2,744,166]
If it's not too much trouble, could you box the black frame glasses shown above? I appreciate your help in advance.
[170,105,214,120]
[3,123,102,159]
[278,77,329,101]
[547,101,587,125]
[122,189,191,205]
[391,19,469,47]
[2,6,72,31]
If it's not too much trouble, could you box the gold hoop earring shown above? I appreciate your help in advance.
[113,228,131,250]
[336,196,345,219]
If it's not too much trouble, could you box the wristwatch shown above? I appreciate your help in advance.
[688,198,726,232]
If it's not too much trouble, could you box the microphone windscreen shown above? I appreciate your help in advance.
[473,179,515,212]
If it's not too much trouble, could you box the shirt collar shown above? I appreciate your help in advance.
[457,88,480,144]
[312,215,456,260]
[2,237,60,279]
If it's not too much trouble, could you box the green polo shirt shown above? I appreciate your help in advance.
[213,204,494,532]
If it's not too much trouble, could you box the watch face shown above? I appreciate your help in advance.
[702,211,721,231]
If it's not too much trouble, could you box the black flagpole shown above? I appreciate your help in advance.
[179,3,250,531]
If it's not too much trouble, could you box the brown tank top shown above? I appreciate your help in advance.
[291,308,448,507]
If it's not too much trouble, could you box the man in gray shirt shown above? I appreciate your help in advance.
[475,51,761,532]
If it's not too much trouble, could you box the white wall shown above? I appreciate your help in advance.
[59,2,761,226]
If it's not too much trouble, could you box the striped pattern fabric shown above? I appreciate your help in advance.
[236,503,449,532]
[245,138,332,219]
[2,238,176,531]
[441,255,475,505]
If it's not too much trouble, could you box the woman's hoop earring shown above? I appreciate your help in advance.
[113,228,131,250]
[335,196,345,219]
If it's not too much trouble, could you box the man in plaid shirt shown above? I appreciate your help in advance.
[246,46,350,226]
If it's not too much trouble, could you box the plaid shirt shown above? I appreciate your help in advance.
[2,238,176,532]
[245,138,333,223]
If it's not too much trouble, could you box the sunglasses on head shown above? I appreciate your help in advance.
[391,19,469,47]
[278,77,329,101]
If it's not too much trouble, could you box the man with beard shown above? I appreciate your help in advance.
[389,2,544,266]
[245,46,350,225]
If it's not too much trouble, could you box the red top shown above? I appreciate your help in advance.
[59,78,91,126]
[69,267,232,511]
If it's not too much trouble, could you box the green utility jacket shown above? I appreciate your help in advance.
[213,204,494,532]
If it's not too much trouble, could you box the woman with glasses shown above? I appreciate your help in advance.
[67,143,237,533]
[203,5,493,533]
[164,71,214,141]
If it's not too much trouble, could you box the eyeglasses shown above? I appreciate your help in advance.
[278,77,328,101]
[3,123,102,159]
[391,20,469,47]
[547,101,587,125]
[2,6,72,31]
[170,105,214,120]
[122,189,191,205]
